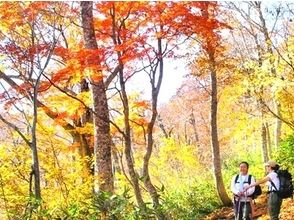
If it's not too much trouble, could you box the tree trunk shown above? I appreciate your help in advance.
[109,2,145,206]
[30,60,45,202]
[119,67,145,209]
[72,79,93,174]
[158,114,169,138]
[256,2,283,150]
[112,146,121,175]
[190,112,199,143]
[275,102,282,149]
[142,37,165,219]
[32,80,42,201]
[81,1,113,193]
[184,122,188,144]
[200,2,231,206]
[261,122,269,163]
[79,78,93,158]
[209,55,231,206]
[265,122,272,158]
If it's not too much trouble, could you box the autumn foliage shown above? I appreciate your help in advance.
[0,1,293,219]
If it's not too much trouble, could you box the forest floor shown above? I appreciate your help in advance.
[201,195,294,220]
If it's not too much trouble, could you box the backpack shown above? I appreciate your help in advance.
[235,174,262,199]
[270,169,293,199]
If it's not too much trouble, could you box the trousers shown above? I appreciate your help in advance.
[268,192,282,220]
[234,200,252,220]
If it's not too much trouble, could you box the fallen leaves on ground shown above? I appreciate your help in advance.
[200,195,293,220]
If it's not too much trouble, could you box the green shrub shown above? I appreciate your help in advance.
[274,134,294,172]
[161,181,221,220]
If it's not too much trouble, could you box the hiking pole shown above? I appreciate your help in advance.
[243,192,247,220]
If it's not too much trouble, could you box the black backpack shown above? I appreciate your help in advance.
[270,169,293,199]
[235,174,262,199]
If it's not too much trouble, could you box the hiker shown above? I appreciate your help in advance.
[231,161,256,220]
[243,160,282,220]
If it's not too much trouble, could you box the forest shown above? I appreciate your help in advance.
[0,1,293,220]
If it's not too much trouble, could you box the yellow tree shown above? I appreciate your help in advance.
[191,2,232,205]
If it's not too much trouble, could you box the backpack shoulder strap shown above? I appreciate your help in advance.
[235,174,239,183]
[270,172,279,191]
[270,181,278,191]
[248,175,252,185]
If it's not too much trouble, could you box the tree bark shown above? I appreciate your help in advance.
[31,82,42,201]
[81,1,114,193]
[200,2,231,206]
[209,53,232,206]
[79,78,93,158]
[109,2,145,206]
[72,79,93,174]
[275,100,282,149]
[190,112,199,143]
[142,37,165,219]
[119,67,145,209]
[158,115,169,138]
[261,122,269,163]
[265,122,272,158]
[112,146,121,175]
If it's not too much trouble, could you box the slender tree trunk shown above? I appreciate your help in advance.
[112,146,121,174]
[31,72,42,201]
[265,122,272,158]
[81,1,113,193]
[190,112,199,143]
[119,67,145,208]
[144,119,164,219]
[256,2,283,151]
[109,2,145,206]
[200,3,231,205]
[158,115,169,138]
[184,122,188,143]
[275,102,282,149]
[261,121,269,163]
[142,37,165,219]
[189,112,204,162]
[209,54,231,206]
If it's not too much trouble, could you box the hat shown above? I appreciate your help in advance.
[265,160,277,168]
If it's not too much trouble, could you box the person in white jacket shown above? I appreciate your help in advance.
[231,161,256,220]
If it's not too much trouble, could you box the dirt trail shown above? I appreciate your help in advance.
[200,195,293,220]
